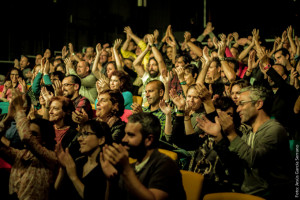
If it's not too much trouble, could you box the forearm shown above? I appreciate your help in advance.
[70,176,85,199]
[196,62,210,84]
[164,113,172,136]
[122,39,130,51]
[187,41,203,57]
[238,44,254,61]
[184,117,195,135]
[221,61,236,82]
[32,72,42,94]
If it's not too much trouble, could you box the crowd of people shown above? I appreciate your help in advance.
[0,22,299,200]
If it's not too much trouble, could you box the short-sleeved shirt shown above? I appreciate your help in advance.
[115,149,186,200]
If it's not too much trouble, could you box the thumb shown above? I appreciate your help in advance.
[215,116,220,126]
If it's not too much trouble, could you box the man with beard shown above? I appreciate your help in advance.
[223,85,294,200]
[133,34,167,107]
[274,48,293,83]
[102,112,186,200]
[61,75,93,119]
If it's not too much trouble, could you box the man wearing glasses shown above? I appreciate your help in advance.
[227,86,294,200]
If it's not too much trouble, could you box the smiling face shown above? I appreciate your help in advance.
[236,91,257,124]
[110,75,121,90]
[147,59,159,78]
[230,84,241,104]
[49,100,65,123]
[122,122,147,159]
[186,87,202,111]
[96,93,114,119]
[77,125,104,154]
[10,69,19,83]
[145,82,162,106]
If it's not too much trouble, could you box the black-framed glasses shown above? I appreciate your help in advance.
[62,83,75,87]
[78,131,96,139]
[236,100,257,106]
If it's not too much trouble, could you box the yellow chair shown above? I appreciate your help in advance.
[203,192,266,200]
[158,148,178,161]
[132,95,143,106]
[180,170,204,200]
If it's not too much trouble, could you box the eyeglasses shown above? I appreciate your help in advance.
[236,100,256,106]
[10,74,19,76]
[62,83,75,87]
[78,131,96,139]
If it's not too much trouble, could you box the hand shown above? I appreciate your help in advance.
[18,77,27,92]
[169,88,185,110]
[61,148,78,181]
[175,66,184,81]
[202,46,212,64]
[3,80,12,91]
[166,37,176,48]
[195,83,211,103]
[217,41,226,58]
[44,59,50,74]
[196,115,221,137]
[96,43,102,55]
[159,100,172,115]
[184,31,191,43]
[216,110,235,135]
[124,26,133,37]
[219,33,226,43]
[226,33,233,47]
[52,80,63,96]
[68,43,74,55]
[131,102,143,114]
[41,86,53,106]
[147,34,155,46]
[102,143,130,171]
[27,104,36,120]
[100,150,118,179]
[162,25,171,43]
[247,50,259,71]
[161,70,172,86]
[72,109,88,124]
[203,22,214,36]
[232,32,239,42]
[113,39,122,50]
[62,46,69,59]
[14,59,20,69]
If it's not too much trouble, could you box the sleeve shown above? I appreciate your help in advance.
[229,123,287,168]
[15,110,58,168]
[120,49,137,59]
[32,72,42,94]
[43,74,52,85]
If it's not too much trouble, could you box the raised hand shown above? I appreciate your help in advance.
[196,115,221,137]
[52,80,63,96]
[195,83,211,103]
[124,26,133,37]
[159,100,172,115]
[184,31,192,43]
[113,39,122,50]
[96,43,102,55]
[41,86,54,106]
[203,22,214,36]
[62,46,69,59]
[169,88,185,110]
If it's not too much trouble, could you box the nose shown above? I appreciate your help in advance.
[122,134,128,143]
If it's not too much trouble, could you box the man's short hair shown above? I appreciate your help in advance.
[50,71,65,82]
[239,85,274,116]
[65,74,81,90]
[146,80,165,95]
[128,112,161,148]
[184,64,198,77]
[274,48,290,58]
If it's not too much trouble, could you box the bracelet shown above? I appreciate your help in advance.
[219,57,226,61]
[180,81,187,85]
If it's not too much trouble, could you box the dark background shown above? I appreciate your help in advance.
[0,0,299,74]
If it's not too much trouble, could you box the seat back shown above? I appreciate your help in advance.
[180,170,204,200]
[132,95,143,106]
[203,192,266,200]
[158,148,178,161]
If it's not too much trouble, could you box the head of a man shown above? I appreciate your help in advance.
[236,86,273,125]
[184,64,198,86]
[205,58,221,84]
[62,75,81,100]
[20,55,30,70]
[145,80,165,107]
[122,112,161,160]
[186,84,202,111]
[274,48,290,67]
[100,50,109,65]
[76,61,90,78]
[147,58,160,78]
[267,64,287,88]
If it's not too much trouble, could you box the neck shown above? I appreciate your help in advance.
[137,149,154,164]
[150,103,160,112]
[251,112,270,133]
[55,120,67,130]
[71,92,79,101]
[87,147,101,164]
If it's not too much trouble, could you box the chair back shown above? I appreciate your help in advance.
[180,170,204,200]
[158,148,178,161]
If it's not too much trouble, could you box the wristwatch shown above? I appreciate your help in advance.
[263,64,271,70]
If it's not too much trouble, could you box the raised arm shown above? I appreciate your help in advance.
[148,34,167,77]
[196,46,212,84]
[132,45,150,78]
[287,25,297,57]
[185,31,203,58]
[112,39,124,72]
